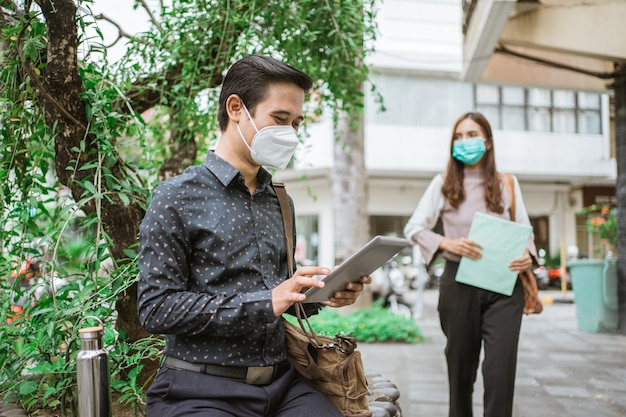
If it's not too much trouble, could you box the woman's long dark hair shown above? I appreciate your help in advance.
[441,112,504,213]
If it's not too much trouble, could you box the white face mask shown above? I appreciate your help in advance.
[236,104,299,170]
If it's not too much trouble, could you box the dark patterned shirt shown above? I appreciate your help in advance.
[138,151,313,366]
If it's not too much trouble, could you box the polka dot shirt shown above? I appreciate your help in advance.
[137,151,313,366]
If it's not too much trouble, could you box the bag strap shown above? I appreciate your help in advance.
[274,183,324,346]
[274,182,294,277]
[503,174,540,283]
[294,302,356,351]
[503,172,516,222]
[274,182,354,349]
[295,303,324,347]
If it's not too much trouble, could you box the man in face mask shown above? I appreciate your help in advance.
[137,55,371,417]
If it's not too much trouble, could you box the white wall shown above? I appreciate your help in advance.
[368,0,463,74]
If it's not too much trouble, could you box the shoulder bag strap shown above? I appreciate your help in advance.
[274,182,324,345]
[274,182,294,277]
[503,173,516,222]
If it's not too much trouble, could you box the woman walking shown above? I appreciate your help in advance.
[404,111,537,417]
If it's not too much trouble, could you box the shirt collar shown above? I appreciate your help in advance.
[203,151,273,189]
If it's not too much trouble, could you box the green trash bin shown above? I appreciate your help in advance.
[567,258,618,333]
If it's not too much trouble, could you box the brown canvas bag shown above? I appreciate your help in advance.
[284,304,372,417]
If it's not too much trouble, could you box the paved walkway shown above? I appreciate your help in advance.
[359,288,626,417]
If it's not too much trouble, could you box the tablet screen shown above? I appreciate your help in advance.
[302,235,411,303]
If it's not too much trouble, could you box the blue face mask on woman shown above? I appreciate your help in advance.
[452,138,486,165]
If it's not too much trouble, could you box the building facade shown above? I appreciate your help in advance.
[275,0,616,268]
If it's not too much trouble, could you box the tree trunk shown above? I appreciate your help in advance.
[332,86,372,309]
[37,0,148,341]
[614,63,626,334]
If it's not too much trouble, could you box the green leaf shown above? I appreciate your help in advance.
[79,160,101,171]
[12,337,25,355]
[82,180,97,195]
[18,380,38,395]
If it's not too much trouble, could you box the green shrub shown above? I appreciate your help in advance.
[285,301,423,343]
[0,258,162,416]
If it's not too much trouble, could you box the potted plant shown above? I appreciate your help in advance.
[567,204,618,332]
[578,204,617,259]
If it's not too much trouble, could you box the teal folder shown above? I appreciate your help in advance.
[455,212,532,296]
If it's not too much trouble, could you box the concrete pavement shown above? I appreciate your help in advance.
[358,288,626,417]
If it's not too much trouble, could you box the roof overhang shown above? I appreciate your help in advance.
[462,0,517,82]
[462,0,626,92]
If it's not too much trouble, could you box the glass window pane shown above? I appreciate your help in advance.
[528,88,551,107]
[553,90,576,109]
[502,108,526,131]
[578,92,600,109]
[553,109,576,133]
[295,216,319,265]
[529,108,550,131]
[476,85,499,105]
[476,105,500,129]
[578,110,602,134]
[501,87,525,106]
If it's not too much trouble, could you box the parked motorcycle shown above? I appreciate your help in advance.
[371,260,416,319]
[547,266,571,289]
[533,265,550,290]
[426,262,444,288]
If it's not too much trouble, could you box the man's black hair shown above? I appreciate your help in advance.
[217,55,314,132]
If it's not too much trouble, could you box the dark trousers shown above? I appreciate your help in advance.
[145,365,343,417]
[438,261,524,417]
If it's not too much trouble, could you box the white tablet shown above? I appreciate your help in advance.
[302,235,411,303]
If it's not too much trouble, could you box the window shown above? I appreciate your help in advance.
[475,105,499,129]
[501,87,526,130]
[502,87,525,105]
[553,90,575,108]
[529,108,551,132]
[502,108,526,131]
[528,88,551,107]
[475,85,501,128]
[295,216,319,266]
[476,85,499,105]
[577,92,602,134]
[365,74,604,135]
[474,85,603,134]
[552,90,576,133]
